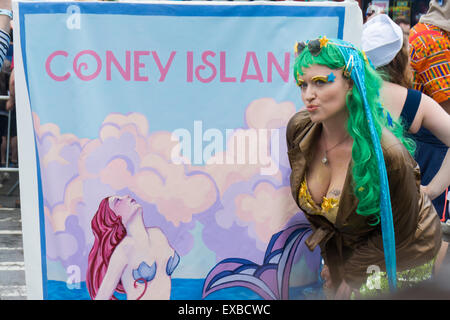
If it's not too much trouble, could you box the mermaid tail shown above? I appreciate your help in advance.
[202,223,312,300]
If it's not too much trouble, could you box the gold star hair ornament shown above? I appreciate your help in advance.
[319,36,330,48]
[343,54,354,78]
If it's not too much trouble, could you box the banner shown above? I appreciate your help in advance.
[14,0,362,300]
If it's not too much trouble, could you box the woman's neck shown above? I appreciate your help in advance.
[126,210,147,239]
[321,113,350,146]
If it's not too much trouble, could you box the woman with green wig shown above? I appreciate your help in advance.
[286,36,443,299]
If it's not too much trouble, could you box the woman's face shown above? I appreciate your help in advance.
[109,195,142,225]
[297,64,351,123]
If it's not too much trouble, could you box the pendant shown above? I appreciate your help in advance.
[321,156,328,165]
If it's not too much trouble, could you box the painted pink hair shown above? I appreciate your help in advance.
[86,197,127,300]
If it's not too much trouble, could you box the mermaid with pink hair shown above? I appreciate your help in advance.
[86,195,179,300]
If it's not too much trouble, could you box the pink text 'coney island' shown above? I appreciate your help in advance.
[44,50,292,83]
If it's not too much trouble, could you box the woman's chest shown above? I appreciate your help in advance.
[306,157,349,205]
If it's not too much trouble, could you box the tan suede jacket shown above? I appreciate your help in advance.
[286,110,442,289]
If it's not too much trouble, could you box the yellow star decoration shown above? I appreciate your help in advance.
[358,186,365,192]
[298,180,315,211]
[319,36,330,48]
[321,197,339,213]
[299,180,308,199]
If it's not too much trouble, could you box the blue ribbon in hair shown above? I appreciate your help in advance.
[332,39,397,291]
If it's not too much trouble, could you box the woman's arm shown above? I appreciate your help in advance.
[0,0,11,69]
[422,150,450,200]
[95,244,127,300]
[6,68,13,110]
[411,94,450,200]
[0,0,11,34]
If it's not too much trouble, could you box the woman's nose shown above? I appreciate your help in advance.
[303,86,316,103]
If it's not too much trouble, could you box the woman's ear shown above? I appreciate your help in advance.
[347,79,354,93]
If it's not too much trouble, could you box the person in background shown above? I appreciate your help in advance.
[365,3,384,22]
[409,0,450,226]
[409,0,449,114]
[0,0,11,70]
[0,58,11,167]
[394,16,411,36]
[362,14,450,229]
[5,66,16,167]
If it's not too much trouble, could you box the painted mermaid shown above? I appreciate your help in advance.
[86,195,179,300]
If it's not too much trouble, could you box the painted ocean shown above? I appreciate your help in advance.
[47,279,325,300]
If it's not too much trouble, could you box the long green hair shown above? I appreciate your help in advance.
[293,42,415,225]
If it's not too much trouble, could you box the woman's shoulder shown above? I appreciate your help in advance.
[380,82,409,119]
[146,227,170,245]
[381,129,415,170]
[286,109,312,149]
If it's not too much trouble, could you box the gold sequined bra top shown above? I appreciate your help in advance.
[298,176,340,224]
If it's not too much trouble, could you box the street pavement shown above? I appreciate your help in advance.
[0,170,26,300]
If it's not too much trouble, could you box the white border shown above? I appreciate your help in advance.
[13,0,44,300]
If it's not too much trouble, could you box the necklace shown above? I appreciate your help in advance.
[321,134,350,165]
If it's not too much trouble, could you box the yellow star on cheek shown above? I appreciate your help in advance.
[319,36,329,48]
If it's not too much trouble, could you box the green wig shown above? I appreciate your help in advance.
[293,38,415,225]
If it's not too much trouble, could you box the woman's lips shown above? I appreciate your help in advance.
[306,105,319,111]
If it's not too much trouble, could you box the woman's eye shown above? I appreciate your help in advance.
[314,79,327,85]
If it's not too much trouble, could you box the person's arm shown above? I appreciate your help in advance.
[0,0,11,35]
[5,68,13,111]
[410,94,450,200]
[422,150,450,201]
[0,0,11,70]
[94,244,127,300]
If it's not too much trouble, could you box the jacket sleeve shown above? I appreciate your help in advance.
[342,142,424,288]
